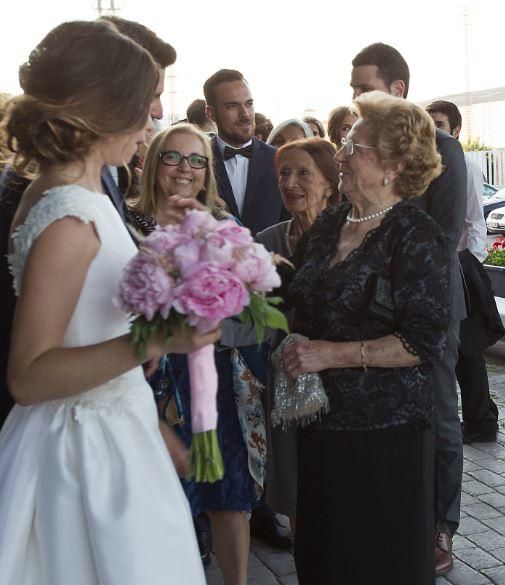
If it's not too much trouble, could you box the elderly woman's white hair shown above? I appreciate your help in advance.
[266,118,314,146]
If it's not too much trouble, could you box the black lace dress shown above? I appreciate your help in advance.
[289,201,450,585]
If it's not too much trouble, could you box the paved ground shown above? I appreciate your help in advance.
[205,347,505,585]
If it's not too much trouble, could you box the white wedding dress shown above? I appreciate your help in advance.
[0,186,205,585]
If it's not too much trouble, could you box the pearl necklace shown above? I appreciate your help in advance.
[346,205,394,223]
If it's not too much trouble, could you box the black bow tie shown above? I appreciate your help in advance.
[223,144,253,161]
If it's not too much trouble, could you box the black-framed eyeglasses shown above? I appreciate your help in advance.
[159,150,208,169]
[340,137,376,156]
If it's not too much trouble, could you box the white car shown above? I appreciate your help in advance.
[486,205,505,233]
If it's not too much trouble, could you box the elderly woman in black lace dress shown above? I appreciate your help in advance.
[282,91,450,585]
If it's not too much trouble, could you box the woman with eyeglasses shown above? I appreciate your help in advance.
[280,92,451,584]
[131,124,259,585]
[129,123,228,231]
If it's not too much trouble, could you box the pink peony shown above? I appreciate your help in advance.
[179,209,219,238]
[142,224,190,256]
[173,262,249,332]
[214,220,253,247]
[173,240,202,277]
[233,243,281,292]
[117,253,175,321]
[199,232,236,267]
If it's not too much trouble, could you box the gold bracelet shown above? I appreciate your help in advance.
[360,340,368,373]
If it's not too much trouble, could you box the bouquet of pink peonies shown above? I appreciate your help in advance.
[116,209,288,482]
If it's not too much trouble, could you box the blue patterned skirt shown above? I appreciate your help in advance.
[154,349,260,516]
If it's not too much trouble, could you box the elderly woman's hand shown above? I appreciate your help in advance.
[282,339,337,379]
[156,195,208,227]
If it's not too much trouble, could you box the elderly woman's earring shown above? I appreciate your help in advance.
[383,174,390,187]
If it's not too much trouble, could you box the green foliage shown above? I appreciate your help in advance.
[462,137,492,152]
[484,248,505,267]
[130,295,289,360]
[237,294,289,343]
[130,312,185,361]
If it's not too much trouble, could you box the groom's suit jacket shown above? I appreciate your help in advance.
[412,129,467,323]
[212,137,290,235]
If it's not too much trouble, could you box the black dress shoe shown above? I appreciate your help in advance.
[463,429,497,444]
[250,510,293,549]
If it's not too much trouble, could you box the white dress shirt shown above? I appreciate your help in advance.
[458,154,488,263]
[216,135,252,216]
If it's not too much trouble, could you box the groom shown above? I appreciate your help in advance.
[98,15,176,225]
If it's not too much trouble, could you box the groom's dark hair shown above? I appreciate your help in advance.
[99,15,176,68]
[352,43,410,98]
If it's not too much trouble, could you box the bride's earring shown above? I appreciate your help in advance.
[383,174,390,187]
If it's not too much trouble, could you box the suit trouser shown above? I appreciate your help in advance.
[434,323,463,537]
[456,352,498,435]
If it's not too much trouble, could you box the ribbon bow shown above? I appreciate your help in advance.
[223,144,253,161]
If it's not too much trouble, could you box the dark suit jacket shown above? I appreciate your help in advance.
[101,166,135,226]
[412,129,467,323]
[212,137,290,235]
[0,170,30,427]
[458,249,505,356]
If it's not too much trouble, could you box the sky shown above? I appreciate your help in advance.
[2,0,505,142]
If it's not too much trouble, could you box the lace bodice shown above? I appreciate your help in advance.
[287,201,451,433]
[9,185,137,348]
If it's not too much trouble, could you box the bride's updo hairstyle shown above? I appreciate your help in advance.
[3,20,158,172]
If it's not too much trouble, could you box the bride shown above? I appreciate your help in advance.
[0,20,218,585]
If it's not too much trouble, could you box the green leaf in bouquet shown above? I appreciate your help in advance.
[266,296,284,306]
[250,292,266,315]
[263,303,289,334]
[248,295,267,343]
[131,317,143,344]
[236,308,253,325]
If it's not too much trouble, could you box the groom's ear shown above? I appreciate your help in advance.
[206,105,217,125]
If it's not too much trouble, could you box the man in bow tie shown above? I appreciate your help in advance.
[203,70,293,551]
[204,69,290,235]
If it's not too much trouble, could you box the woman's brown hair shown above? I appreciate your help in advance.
[1,20,159,172]
[327,106,356,146]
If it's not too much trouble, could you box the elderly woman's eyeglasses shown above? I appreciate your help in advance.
[340,137,376,156]
[159,150,208,169]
